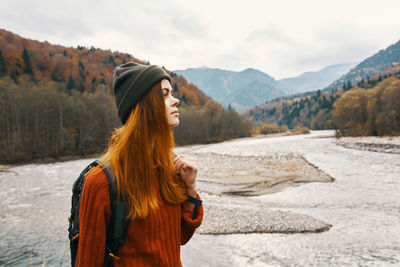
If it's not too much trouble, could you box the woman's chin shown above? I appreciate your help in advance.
[169,119,180,128]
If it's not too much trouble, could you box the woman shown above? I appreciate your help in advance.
[75,62,203,266]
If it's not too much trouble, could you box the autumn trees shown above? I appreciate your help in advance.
[0,76,120,163]
[173,100,252,145]
[0,74,252,163]
[332,75,400,136]
[0,29,136,92]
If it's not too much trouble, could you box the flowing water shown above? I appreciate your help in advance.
[1,130,399,266]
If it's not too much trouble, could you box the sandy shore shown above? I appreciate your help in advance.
[0,165,11,172]
[190,152,334,196]
[175,148,335,235]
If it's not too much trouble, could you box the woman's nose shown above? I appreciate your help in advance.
[172,96,180,106]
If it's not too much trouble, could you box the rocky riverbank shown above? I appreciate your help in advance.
[335,136,400,154]
[198,198,332,235]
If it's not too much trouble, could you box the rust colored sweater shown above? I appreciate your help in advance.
[75,166,204,267]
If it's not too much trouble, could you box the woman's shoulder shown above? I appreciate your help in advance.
[83,164,110,196]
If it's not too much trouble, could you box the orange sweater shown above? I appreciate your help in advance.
[75,166,204,267]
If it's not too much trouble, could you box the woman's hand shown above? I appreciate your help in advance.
[173,154,198,196]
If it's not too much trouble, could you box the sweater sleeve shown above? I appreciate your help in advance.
[75,167,111,267]
[181,193,204,245]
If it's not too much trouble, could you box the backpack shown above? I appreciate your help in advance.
[68,160,131,267]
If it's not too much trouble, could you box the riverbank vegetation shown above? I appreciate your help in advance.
[332,74,400,136]
[250,122,309,136]
[173,101,252,145]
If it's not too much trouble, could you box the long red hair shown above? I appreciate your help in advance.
[99,81,186,219]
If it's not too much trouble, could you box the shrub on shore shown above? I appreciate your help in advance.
[253,123,309,136]
[288,126,310,135]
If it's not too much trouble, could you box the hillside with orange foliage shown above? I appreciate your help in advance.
[0,28,210,105]
[0,29,254,163]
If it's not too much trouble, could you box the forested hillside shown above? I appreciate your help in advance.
[247,39,400,134]
[332,74,400,136]
[325,39,400,92]
[247,69,400,131]
[0,29,251,163]
[0,29,210,104]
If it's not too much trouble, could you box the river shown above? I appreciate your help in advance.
[1,130,399,266]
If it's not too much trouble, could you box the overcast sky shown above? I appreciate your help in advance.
[1,0,400,79]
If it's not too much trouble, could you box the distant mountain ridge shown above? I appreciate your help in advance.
[175,62,358,110]
[175,67,285,110]
[278,63,357,94]
[324,39,400,91]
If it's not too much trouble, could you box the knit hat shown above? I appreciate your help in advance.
[112,62,171,124]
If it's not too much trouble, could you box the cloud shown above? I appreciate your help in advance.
[171,13,207,39]
[209,21,391,78]
[0,1,91,41]
[1,0,400,79]
[294,22,380,69]
[245,25,294,45]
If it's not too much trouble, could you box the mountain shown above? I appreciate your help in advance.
[175,63,357,110]
[278,63,357,94]
[174,67,287,110]
[0,28,210,106]
[324,39,400,91]
[246,39,400,130]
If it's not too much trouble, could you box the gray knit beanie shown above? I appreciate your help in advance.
[112,62,171,125]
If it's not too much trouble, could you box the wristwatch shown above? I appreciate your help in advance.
[186,195,202,206]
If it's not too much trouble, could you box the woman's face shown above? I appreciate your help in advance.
[161,79,180,128]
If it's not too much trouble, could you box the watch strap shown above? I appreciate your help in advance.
[186,194,202,206]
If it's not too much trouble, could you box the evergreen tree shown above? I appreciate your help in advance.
[173,83,179,93]
[347,80,352,90]
[22,48,34,76]
[67,75,76,92]
[181,94,187,104]
[91,77,97,93]
[78,60,85,70]
[0,49,7,77]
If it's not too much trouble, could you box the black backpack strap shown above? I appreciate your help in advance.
[101,162,131,265]
[69,160,101,267]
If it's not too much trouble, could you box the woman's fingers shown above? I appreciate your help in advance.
[174,154,196,163]
[174,154,198,173]
[175,160,194,174]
